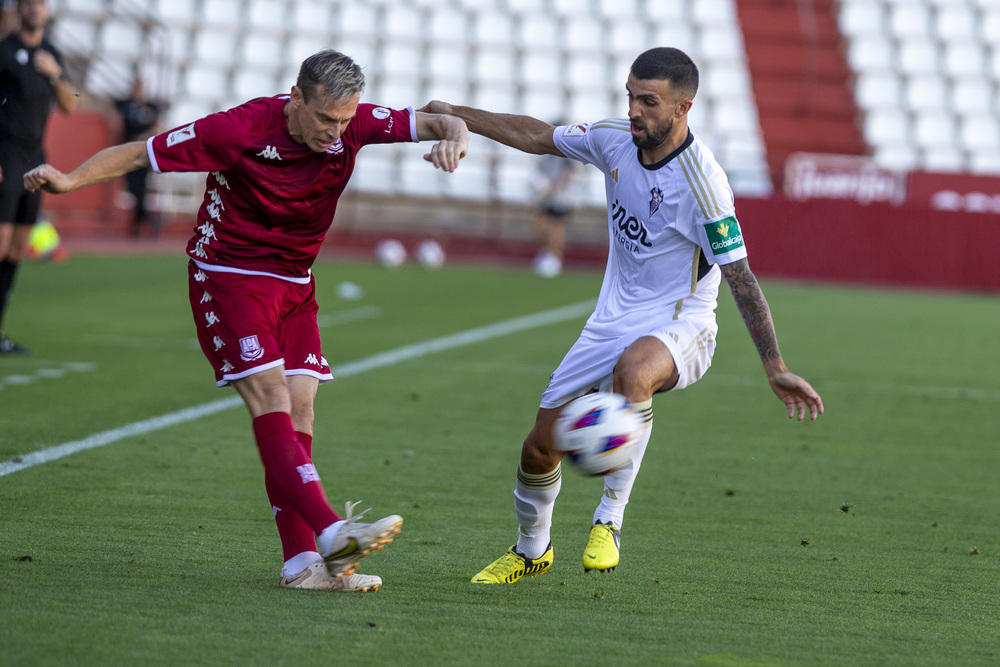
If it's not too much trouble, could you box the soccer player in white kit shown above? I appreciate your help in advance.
[424,47,824,583]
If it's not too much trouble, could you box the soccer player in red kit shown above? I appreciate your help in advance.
[23,50,469,592]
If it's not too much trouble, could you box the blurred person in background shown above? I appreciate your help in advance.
[24,49,468,593]
[0,0,77,354]
[530,145,578,278]
[114,71,162,238]
[423,46,823,584]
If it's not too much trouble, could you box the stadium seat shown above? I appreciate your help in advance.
[863,109,911,145]
[382,43,423,79]
[904,75,950,111]
[837,1,885,38]
[61,0,104,18]
[922,147,965,172]
[567,54,607,89]
[384,5,424,41]
[698,24,745,63]
[692,0,736,26]
[846,36,895,72]
[645,0,686,21]
[936,5,977,41]
[233,70,278,101]
[952,77,992,114]
[474,49,517,88]
[897,38,941,76]
[889,4,931,39]
[596,0,640,19]
[518,13,558,49]
[184,64,229,100]
[960,115,1000,150]
[286,36,330,68]
[202,0,242,28]
[472,10,514,47]
[942,42,985,78]
[194,30,239,70]
[607,17,648,57]
[248,0,287,32]
[49,16,97,55]
[154,0,197,27]
[240,32,283,70]
[521,52,561,87]
[854,71,903,109]
[564,16,604,54]
[913,111,957,150]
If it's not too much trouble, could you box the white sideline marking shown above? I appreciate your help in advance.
[0,300,595,478]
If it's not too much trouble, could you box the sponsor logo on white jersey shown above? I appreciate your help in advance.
[610,198,652,253]
[239,335,264,361]
[256,145,282,160]
[704,216,744,255]
[372,107,391,120]
[563,123,590,137]
[166,123,196,147]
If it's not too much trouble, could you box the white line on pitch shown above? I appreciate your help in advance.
[0,299,595,478]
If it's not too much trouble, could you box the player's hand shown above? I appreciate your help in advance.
[768,371,824,421]
[32,50,62,79]
[417,100,453,116]
[423,139,467,172]
[23,164,71,194]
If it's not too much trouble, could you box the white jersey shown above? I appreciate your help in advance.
[553,119,747,336]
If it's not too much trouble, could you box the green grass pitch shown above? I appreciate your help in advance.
[1,254,998,665]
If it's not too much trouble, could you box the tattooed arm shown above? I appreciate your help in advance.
[720,258,824,421]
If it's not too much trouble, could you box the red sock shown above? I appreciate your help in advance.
[253,413,339,537]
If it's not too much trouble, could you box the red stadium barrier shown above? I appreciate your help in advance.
[736,196,999,292]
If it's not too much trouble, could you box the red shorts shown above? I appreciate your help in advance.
[188,262,333,387]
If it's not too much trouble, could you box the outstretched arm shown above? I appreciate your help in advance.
[23,141,150,194]
[420,101,564,157]
[415,111,469,172]
[720,258,824,421]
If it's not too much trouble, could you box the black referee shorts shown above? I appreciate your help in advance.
[0,145,45,226]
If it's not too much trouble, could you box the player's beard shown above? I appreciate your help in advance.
[631,117,674,151]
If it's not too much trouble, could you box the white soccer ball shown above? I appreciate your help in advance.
[553,392,643,477]
[375,239,406,268]
[416,239,445,269]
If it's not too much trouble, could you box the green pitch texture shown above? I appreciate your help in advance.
[1,255,998,666]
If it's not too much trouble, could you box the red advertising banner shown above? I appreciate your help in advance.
[907,171,1000,214]
[784,153,905,205]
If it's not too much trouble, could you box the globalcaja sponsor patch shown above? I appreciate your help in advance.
[705,216,744,255]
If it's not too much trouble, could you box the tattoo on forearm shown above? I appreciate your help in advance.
[722,260,781,364]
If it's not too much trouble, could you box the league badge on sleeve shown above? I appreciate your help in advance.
[562,123,590,137]
[166,123,196,148]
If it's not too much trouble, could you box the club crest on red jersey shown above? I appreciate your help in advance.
[239,335,264,362]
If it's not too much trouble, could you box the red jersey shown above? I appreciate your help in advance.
[147,96,416,280]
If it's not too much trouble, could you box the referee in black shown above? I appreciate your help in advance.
[0,0,76,354]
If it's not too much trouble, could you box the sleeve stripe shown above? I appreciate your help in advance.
[678,150,723,219]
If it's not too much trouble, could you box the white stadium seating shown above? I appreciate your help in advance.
[46,0,1000,217]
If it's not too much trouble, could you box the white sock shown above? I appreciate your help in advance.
[316,520,346,556]
[593,399,653,529]
[283,550,321,577]
[514,465,562,559]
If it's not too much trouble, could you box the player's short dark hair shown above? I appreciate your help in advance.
[630,47,699,100]
[297,50,365,104]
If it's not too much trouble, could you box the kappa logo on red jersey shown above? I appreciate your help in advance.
[562,123,590,137]
[166,123,196,147]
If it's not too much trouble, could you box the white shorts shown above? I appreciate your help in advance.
[539,314,718,409]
